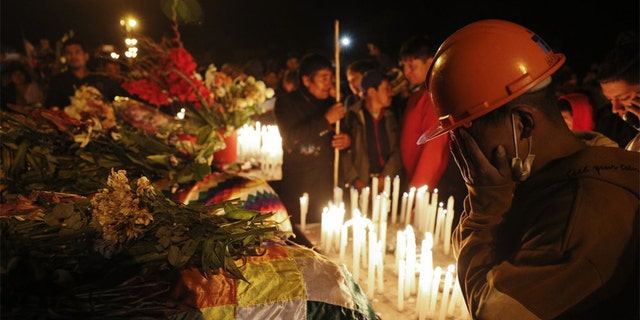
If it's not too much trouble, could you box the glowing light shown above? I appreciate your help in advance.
[340,36,351,47]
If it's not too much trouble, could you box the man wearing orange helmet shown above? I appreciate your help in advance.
[420,20,639,319]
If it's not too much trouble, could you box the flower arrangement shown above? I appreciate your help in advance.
[0,90,215,196]
[204,64,275,132]
[1,169,283,318]
[119,36,274,138]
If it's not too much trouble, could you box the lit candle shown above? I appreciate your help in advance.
[371,176,379,205]
[300,192,309,230]
[379,196,389,260]
[372,194,380,226]
[405,226,417,296]
[376,239,384,293]
[428,266,443,316]
[333,186,343,206]
[391,175,400,224]
[322,207,332,253]
[447,275,462,316]
[352,210,362,281]
[395,230,406,272]
[350,187,359,218]
[426,188,439,235]
[399,192,408,226]
[360,187,370,217]
[433,202,444,245]
[417,265,433,320]
[397,260,405,311]
[367,229,376,297]
[405,187,416,225]
[421,232,434,273]
[414,186,425,231]
[443,195,455,255]
[383,175,391,198]
[438,264,455,320]
[339,224,348,261]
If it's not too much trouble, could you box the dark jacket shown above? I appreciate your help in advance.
[46,71,125,108]
[341,99,402,186]
[273,87,338,223]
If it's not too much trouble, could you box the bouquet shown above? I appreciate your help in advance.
[204,64,275,132]
[1,169,284,318]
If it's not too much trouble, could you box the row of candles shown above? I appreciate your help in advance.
[301,175,469,319]
[237,122,283,180]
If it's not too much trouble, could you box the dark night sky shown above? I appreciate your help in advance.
[1,0,638,77]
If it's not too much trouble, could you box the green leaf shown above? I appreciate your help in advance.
[167,245,180,267]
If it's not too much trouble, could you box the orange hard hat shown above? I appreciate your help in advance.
[418,19,565,144]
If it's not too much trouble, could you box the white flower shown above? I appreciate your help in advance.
[255,81,266,91]
[236,98,248,108]
[265,88,275,99]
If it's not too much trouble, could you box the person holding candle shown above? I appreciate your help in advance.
[274,52,351,226]
[341,68,403,193]
[419,19,639,319]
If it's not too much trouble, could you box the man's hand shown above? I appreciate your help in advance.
[325,102,345,124]
[622,91,640,130]
[332,133,351,150]
[450,128,512,186]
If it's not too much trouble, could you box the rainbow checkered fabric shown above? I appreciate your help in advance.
[169,244,379,319]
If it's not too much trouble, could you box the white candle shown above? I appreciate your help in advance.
[379,197,388,260]
[397,260,405,311]
[426,188,439,235]
[414,187,425,231]
[339,224,348,261]
[376,239,384,293]
[300,192,309,230]
[405,187,416,225]
[438,265,455,320]
[405,227,417,296]
[367,229,376,297]
[391,175,400,224]
[399,192,408,226]
[320,206,326,248]
[447,275,461,316]
[360,187,370,217]
[350,187,359,217]
[395,230,406,272]
[421,232,434,273]
[372,194,380,225]
[417,265,433,320]
[323,207,332,253]
[443,195,455,255]
[371,176,379,205]
[333,186,343,206]
[434,202,444,246]
[383,175,391,198]
[428,266,443,316]
[352,210,362,281]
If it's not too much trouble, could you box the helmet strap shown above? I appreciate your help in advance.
[510,113,535,181]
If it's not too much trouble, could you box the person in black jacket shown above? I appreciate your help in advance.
[273,52,351,225]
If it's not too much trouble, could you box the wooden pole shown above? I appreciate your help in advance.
[333,19,341,188]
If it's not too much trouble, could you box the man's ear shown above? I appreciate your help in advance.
[301,75,311,87]
[513,108,535,139]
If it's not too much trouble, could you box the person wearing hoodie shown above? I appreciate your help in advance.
[419,20,639,319]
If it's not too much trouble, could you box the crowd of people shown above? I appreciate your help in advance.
[1,20,638,319]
